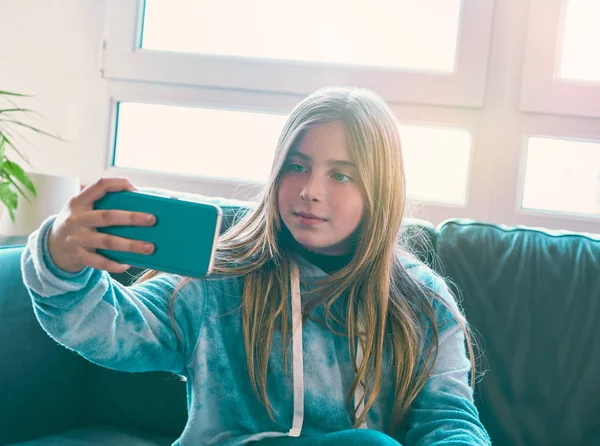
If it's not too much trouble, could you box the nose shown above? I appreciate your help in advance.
[299,173,324,202]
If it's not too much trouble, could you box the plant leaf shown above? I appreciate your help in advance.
[0,130,30,164]
[0,90,62,221]
[0,108,37,115]
[0,104,62,139]
[2,123,53,166]
[0,182,18,223]
[0,91,30,97]
[0,137,5,172]
[4,160,36,198]
[4,172,33,204]
[0,119,61,140]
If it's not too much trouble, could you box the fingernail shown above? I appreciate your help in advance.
[144,243,153,252]
[146,215,155,223]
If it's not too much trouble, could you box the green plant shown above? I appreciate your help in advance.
[0,90,61,223]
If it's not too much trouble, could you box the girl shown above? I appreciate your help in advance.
[22,86,491,445]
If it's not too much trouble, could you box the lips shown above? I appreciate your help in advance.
[294,212,326,221]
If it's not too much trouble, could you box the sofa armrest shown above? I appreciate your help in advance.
[0,246,88,444]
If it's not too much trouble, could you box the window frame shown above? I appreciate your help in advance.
[102,0,495,107]
[519,0,600,118]
[510,115,600,232]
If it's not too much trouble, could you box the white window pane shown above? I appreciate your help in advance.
[559,0,600,82]
[141,0,462,73]
[114,103,286,183]
[400,125,471,205]
[522,137,600,216]
[114,103,471,204]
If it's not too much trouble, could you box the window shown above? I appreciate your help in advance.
[113,102,472,204]
[114,102,287,183]
[559,0,600,82]
[97,0,600,232]
[400,125,471,205]
[103,0,494,106]
[142,0,462,73]
[522,137,600,216]
[520,0,600,117]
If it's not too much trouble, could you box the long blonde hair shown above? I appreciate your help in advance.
[135,86,475,435]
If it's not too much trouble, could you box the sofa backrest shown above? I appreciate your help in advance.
[435,220,600,446]
[8,191,599,445]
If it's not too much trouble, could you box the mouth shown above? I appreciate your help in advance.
[294,212,326,221]
[293,212,327,225]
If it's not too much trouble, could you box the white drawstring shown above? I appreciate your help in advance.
[288,263,304,437]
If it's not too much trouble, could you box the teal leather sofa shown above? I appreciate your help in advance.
[1,198,599,445]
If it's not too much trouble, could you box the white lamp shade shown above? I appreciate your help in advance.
[0,172,80,236]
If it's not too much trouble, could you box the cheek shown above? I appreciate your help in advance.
[277,177,295,208]
[332,187,364,221]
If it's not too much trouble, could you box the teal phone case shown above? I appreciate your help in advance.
[93,191,222,278]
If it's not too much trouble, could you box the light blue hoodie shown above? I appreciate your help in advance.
[21,215,491,445]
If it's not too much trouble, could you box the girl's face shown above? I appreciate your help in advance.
[277,121,364,256]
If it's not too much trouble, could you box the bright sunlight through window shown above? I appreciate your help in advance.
[114,103,287,183]
[141,0,462,73]
[522,137,600,216]
[560,0,600,82]
[114,102,471,205]
[399,125,471,205]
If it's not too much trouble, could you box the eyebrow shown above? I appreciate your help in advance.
[287,150,357,169]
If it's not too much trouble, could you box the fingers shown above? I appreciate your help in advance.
[75,231,154,255]
[50,176,148,274]
[76,248,133,274]
[77,177,137,206]
[75,209,156,228]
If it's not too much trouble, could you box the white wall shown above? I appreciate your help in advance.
[0,0,107,182]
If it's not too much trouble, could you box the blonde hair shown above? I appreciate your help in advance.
[135,86,475,435]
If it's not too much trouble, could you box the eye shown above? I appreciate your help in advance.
[289,163,306,173]
[332,172,351,183]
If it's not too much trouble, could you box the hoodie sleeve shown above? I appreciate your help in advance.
[20,215,206,376]
[403,265,491,446]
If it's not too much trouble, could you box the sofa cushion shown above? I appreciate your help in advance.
[7,424,176,446]
[435,219,600,446]
[83,368,187,438]
[0,246,89,445]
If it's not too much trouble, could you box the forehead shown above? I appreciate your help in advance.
[293,121,352,162]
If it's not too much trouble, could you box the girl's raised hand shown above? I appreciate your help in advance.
[47,177,156,274]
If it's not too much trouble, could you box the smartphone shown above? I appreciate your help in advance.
[93,190,222,278]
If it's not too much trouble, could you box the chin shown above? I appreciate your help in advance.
[291,233,320,247]
[289,233,323,248]
[295,235,347,254]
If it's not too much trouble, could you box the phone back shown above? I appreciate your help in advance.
[93,191,222,278]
